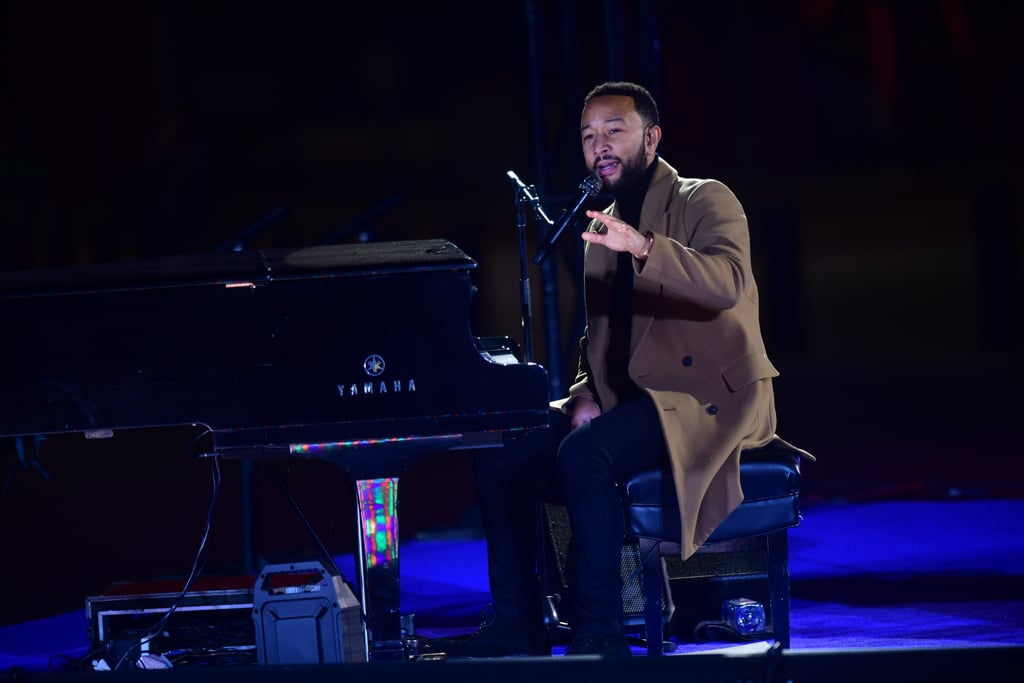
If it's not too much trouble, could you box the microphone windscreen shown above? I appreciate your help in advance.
[581,174,603,197]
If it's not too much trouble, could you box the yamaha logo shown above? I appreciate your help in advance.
[364,355,385,376]
[338,354,416,397]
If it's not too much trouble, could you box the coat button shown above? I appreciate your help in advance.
[706,405,719,415]
[681,356,693,367]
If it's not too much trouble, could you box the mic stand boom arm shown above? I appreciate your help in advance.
[532,173,603,265]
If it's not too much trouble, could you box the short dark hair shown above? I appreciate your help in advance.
[583,81,660,127]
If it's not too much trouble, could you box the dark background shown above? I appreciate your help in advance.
[2,1,1022,626]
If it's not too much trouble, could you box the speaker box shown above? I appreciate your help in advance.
[539,503,674,633]
[252,561,368,665]
[541,504,774,642]
[664,537,773,640]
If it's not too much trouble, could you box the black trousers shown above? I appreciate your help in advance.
[471,394,669,637]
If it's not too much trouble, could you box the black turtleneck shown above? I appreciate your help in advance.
[605,157,658,405]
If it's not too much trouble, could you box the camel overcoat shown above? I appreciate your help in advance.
[562,157,794,560]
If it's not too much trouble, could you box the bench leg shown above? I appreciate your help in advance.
[766,529,791,648]
[640,544,665,656]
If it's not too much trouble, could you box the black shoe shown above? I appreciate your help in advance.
[426,608,551,658]
[565,632,632,658]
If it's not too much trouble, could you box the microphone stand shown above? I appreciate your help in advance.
[215,205,288,252]
[507,171,553,364]
[319,194,405,245]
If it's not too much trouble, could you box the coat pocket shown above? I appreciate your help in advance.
[721,351,779,391]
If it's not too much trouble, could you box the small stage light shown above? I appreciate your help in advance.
[722,598,766,636]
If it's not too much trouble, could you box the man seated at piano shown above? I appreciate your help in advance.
[427,81,787,659]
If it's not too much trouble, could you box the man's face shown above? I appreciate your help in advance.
[580,94,658,193]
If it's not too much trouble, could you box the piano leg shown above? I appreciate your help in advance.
[354,477,404,660]
[240,460,257,575]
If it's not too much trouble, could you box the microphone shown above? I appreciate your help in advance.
[532,174,604,265]
[506,170,555,227]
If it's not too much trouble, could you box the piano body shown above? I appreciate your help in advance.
[0,238,550,660]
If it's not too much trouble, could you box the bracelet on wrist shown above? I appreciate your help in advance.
[634,231,655,261]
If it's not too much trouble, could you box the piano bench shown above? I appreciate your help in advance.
[540,439,808,656]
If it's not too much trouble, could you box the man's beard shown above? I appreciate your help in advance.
[598,141,649,193]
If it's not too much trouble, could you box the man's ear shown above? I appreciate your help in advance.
[646,124,662,150]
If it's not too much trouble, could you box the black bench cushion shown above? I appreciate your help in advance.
[621,440,803,544]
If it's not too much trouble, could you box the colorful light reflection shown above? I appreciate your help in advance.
[291,435,426,454]
[356,477,398,569]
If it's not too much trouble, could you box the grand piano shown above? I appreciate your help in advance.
[0,238,551,661]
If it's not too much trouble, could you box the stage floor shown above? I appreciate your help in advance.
[3,497,1024,680]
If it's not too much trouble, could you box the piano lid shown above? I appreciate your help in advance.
[0,239,476,298]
